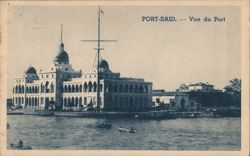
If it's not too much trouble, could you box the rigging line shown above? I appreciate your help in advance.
[92,52,98,68]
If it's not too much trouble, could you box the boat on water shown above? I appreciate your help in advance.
[10,143,32,150]
[96,123,112,129]
[10,139,32,150]
[118,127,136,133]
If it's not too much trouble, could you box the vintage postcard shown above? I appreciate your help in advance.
[0,1,249,156]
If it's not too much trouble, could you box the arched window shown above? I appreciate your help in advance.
[88,82,92,92]
[124,85,129,93]
[32,87,35,93]
[64,98,68,107]
[134,85,138,93]
[29,87,31,93]
[75,97,78,107]
[119,84,123,93]
[79,84,82,92]
[32,98,35,106]
[139,85,143,93]
[72,85,75,93]
[64,85,68,93]
[68,85,71,93]
[93,82,97,92]
[76,85,79,92]
[21,85,24,93]
[67,97,71,107]
[84,83,88,92]
[35,98,38,106]
[18,85,21,93]
[79,97,82,107]
[45,81,50,93]
[71,97,75,106]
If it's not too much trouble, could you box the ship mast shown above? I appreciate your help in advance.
[82,6,116,112]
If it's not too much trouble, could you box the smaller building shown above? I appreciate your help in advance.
[152,89,200,112]
[188,82,214,91]
[178,82,214,92]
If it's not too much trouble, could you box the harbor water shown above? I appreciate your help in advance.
[7,115,240,150]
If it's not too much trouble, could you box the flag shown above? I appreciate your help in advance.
[100,9,104,15]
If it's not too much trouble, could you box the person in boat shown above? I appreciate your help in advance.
[18,138,23,148]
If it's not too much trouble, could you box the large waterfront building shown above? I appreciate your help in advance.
[12,37,153,112]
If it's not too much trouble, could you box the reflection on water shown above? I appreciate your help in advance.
[7,115,240,150]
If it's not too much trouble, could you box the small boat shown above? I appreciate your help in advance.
[96,123,112,129]
[186,113,198,118]
[10,139,32,150]
[10,143,32,150]
[118,127,136,133]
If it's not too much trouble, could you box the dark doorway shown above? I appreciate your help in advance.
[180,98,186,111]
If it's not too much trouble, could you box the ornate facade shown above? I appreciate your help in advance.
[12,41,153,112]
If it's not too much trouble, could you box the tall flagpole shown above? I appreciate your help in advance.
[82,6,117,112]
[96,6,101,112]
[61,24,63,44]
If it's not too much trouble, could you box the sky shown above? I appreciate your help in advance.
[6,5,241,97]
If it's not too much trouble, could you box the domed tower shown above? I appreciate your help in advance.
[54,24,69,65]
[99,59,111,73]
[54,43,69,65]
[93,58,112,73]
[25,66,37,75]
[24,65,39,82]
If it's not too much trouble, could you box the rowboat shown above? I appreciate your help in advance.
[10,143,32,150]
[10,139,32,150]
[118,127,136,133]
